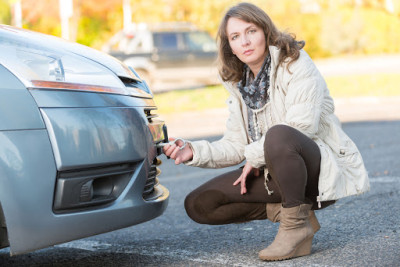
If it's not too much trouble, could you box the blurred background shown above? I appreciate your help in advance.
[1,0,399,137]
[2,0,399,56]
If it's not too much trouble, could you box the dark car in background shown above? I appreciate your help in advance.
[0,24,169,255]
[102,22,219,92]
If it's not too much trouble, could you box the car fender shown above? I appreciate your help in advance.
[0,65,45,131]
[0,129,58,255]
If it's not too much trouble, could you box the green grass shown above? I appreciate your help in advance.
[153,85,229,114]
[325,73,400,98]
[154,73,400,114]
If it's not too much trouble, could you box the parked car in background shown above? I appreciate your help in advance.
[0,24,169,255]
[102,22,219,93]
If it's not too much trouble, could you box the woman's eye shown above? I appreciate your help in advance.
[231,35,238,40]
[249,29,256,34]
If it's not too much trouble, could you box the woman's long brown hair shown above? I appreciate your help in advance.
[217,2,305,83]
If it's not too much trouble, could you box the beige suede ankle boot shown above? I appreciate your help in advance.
[266,203,281,222]
[266,203,320,233]
[259,204,314,261]
[309,210,321,233]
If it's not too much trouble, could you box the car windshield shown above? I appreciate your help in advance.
[184,31,217,52]
[153,32,180,51]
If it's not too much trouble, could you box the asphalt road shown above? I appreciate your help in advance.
[1,120,399,266]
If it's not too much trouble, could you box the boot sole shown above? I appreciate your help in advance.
[259,235,313,261]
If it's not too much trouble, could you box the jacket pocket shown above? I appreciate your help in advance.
[325,134,359,167]
[323,128,368,196]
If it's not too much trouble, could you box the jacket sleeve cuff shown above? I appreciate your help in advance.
[243,137,266,169]
[183,141,199,166]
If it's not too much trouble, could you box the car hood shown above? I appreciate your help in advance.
[0,25,139,82]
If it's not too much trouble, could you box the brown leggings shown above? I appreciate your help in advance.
[184,125,334,225]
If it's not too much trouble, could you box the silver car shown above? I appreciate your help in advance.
[0,25,169,255]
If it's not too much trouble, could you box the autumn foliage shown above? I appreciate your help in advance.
[0,0,400,58]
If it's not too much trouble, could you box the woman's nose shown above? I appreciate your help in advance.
[241,36,250,46]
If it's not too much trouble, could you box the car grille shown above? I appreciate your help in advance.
[144,108,158,120]
[143,160,159,195]
[143,158,162,200]
[142,108,165,200]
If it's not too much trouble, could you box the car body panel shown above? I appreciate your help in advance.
[29,88,158,170]
[41,107,151,171]
[0,65,45,131]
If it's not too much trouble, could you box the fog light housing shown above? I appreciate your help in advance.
[53,163,137,213]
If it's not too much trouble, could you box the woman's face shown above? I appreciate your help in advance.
[226,17,267,75]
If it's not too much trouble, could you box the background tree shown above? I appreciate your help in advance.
[0,0,12,25]
[2,0,400,57]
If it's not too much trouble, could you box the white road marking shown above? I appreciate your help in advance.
[56,240,112,251]
[369,176,399,183]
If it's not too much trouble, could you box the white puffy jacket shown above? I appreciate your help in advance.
[185,46,370,203]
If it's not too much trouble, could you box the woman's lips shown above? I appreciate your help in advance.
[243,49,254,55]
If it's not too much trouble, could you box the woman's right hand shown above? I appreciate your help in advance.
[233,162,259,195]
[163,138,193,165]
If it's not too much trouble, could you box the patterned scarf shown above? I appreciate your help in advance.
[237,55,272,141]
[237,54,271,109]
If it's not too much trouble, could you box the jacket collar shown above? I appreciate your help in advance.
[268,46,280,82]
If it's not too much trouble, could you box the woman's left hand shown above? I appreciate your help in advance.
[233,162,260,195]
